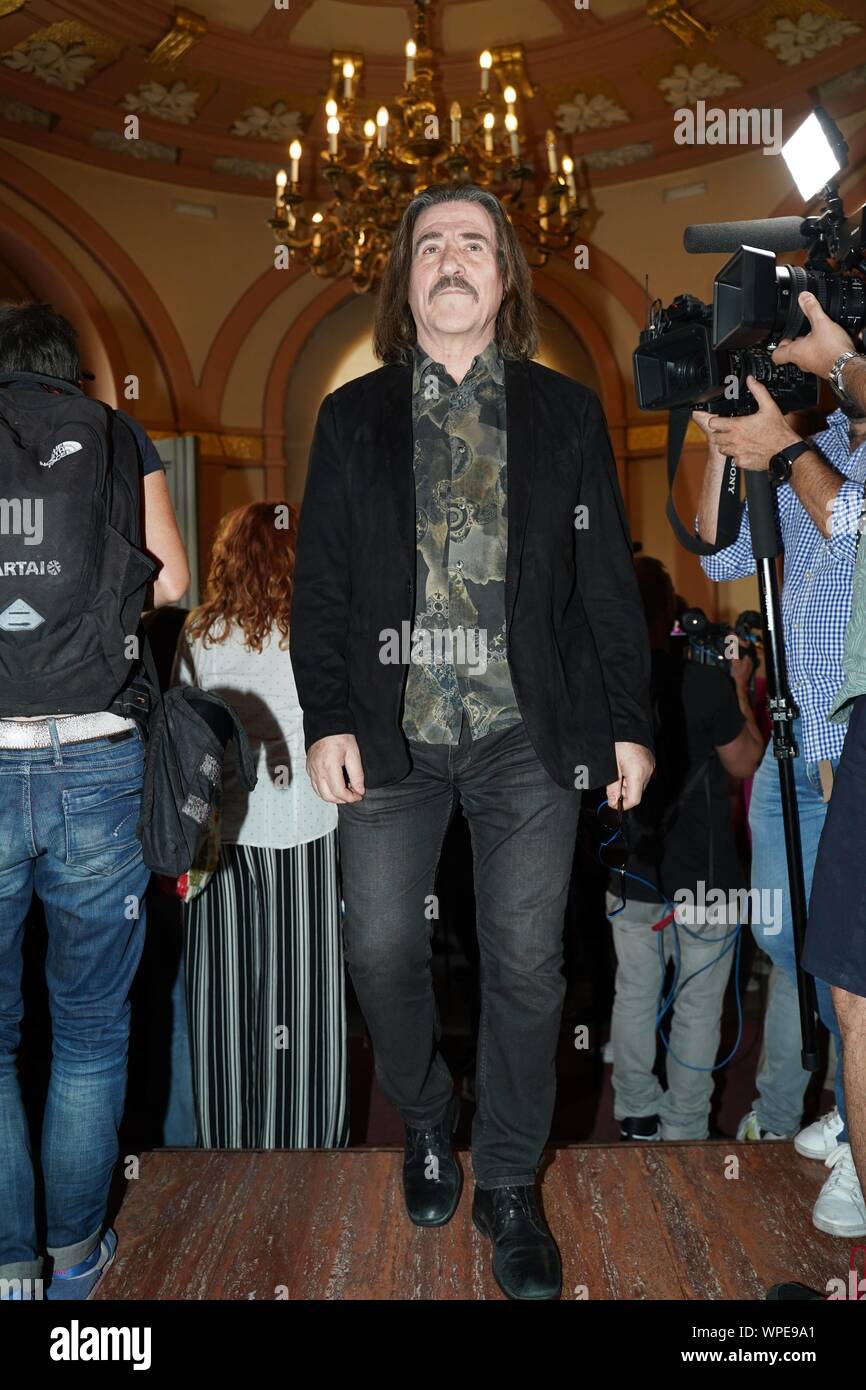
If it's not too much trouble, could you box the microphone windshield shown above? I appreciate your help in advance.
[683,217,810,254]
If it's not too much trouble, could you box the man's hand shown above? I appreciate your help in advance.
[306,733,366,804]
[729,649,755,694]
[772,290,855,380]
[704,377,799,470]
[607,741,655,812]
[691,408,722,447]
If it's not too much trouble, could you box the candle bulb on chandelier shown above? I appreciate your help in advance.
[327,115,340,156]
[376,105,389,150]
[503,85,516,115]
[483,111,494,153]
[275,167,287,210]
[561,154,577,198]
[405,39,416,83]
[546,129,558,175]
[342,61,354,100]
[505,112,519,158]
[288,141,301,184]
[363,118,376,151]
[450,101,461,145]
[479,50,492,93]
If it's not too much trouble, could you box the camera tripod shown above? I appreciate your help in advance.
[739,464,819,1072]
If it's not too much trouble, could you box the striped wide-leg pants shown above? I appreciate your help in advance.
[183,831,349,1149]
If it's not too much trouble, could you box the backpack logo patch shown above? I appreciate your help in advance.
[39,440,82,468]
[0,598,45,631]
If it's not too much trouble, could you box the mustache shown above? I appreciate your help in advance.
[430,275,477,302]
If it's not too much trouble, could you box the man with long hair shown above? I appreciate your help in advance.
[290,184,654,1300]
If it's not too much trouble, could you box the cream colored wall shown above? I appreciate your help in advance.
[0,138,273,387]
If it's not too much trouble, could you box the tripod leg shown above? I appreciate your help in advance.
[746,469,819,1072]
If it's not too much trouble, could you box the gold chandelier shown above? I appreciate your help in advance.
[268,0,586,292]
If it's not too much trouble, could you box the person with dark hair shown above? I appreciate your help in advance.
[0,301,189,1300]
[0,302,82,382]
[607,557,763,1141]
[290,183,654,1300]
[174,502,347,1150]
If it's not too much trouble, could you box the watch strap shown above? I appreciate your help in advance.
[776,440,812,467]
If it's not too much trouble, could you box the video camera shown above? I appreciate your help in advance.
[633,108,866,418]
[674,607,761,675]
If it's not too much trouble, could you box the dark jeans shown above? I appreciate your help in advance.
[338,714,580,1188]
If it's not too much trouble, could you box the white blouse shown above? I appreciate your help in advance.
[171,622,337,850]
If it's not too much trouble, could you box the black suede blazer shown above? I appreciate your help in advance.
[289,354,654,791]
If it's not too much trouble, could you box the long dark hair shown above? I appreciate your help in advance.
[373,183,539,364]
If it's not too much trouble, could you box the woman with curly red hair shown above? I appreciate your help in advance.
[174,501,348,1149]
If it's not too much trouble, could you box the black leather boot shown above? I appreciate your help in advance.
[402,1094,462,1227]
[472,1184,562,1300]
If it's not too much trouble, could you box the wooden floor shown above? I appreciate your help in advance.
[94,1143,851,1300]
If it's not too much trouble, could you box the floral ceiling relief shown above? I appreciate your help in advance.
[0,21,121,92]
[658,61,744,106]
[121,81,202,125]
[763,11,861,64]
[555,91,630,134]
[230,102,305,141]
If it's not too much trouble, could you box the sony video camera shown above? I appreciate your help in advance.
[633,108,866,418]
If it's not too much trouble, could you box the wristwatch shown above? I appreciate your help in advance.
[829,350,862,405]
[768,439,812,485]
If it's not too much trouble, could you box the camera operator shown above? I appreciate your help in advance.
[607,558,763,1141]
[694,335,866,1237]
[773,288,866,1251]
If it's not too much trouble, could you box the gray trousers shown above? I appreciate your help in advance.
[607,890,736,1140]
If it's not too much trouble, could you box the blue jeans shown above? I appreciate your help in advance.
[0,725,149,1280]
[747,718,846,1139]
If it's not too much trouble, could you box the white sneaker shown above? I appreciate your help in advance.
[736,1109,787,1141]
[794,1107,844,1161]
[812,1143,866,1238]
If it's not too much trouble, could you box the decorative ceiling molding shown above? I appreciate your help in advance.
[146,8,208,67]
[645,0,718,48]
[0,0,865,192]
[1,20,123,92]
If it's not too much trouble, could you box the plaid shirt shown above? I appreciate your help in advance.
[700,408,866,764]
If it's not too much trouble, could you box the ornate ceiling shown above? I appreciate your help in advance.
[1,0,865,194]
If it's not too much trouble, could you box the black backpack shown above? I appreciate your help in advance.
[0,373,154,715]
[0,373,258,877]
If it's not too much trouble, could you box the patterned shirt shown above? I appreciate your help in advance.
[401,338,522,744]
[700,408,866,763]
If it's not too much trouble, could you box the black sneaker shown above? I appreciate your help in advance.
[766,1282,824,1300]
[402,1094,462,1226]
[620,1115,660,1141]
